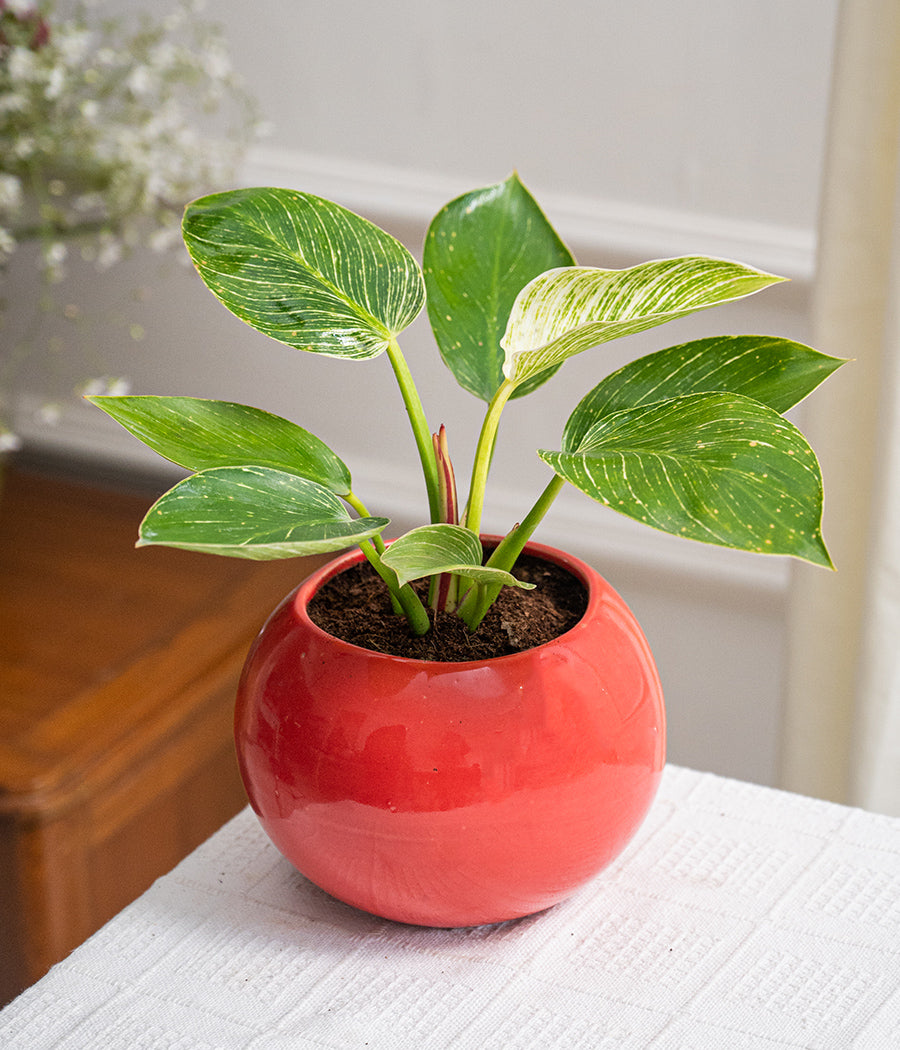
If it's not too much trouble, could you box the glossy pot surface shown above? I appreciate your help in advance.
[235,540,665,927]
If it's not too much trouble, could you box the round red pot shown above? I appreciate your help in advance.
[234,539,665,928]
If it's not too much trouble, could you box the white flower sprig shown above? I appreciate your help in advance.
[0,0,259,273]
[0,0,261,447]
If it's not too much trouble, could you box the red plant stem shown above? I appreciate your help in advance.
[434,425,458,526]
[431,425,460,611]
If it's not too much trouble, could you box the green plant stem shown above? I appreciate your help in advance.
[345,490,387,555]
[385,336,442,523]
[486,473,566,571]
[359,539,431,636]
[459,472,567,631]
[464,378,517,537]
[345,489,406,615]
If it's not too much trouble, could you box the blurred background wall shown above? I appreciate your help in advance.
[6,0,841,788]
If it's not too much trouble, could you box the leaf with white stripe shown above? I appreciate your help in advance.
[540,392,832,567]
[182,187,424,359]
[563,335,846,451]
[381,525,534,589]
[424,173,575,401]
[502,257,785,388]
[88,395,352,495]
[138,466,388,559]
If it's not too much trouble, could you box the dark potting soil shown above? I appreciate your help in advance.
[307,552,589,662]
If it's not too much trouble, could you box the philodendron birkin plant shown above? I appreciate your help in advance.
[89,174,843,639]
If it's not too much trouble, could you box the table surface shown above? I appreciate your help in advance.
[0,465,323,803]
[2,764,898,1049]
[0,464,328,1002]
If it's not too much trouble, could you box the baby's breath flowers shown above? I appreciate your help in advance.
[0,0,260,447]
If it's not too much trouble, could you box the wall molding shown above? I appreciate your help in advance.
[18,390,789,597]
[242,145,817,283]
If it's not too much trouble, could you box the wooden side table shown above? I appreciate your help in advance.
[0,465,328,1004]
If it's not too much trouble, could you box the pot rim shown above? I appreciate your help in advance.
[289,535,613,668]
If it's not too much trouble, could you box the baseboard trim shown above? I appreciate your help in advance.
[345,456,790,597]
[17,392,788,597]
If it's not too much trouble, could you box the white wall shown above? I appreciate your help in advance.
[7,0,840,788]
[224,0,834,231]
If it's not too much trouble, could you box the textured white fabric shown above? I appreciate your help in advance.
[2,765,899,1048]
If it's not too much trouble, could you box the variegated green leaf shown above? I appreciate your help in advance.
[182,187,424,359]
[88,395,352,495]
[424,173,575,401]
[563,336,846,451]
[540,392,832,567]
[381,524,534,590]
[138,466,388,559]
[502,257,785,388]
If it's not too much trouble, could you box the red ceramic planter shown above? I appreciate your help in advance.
[234,539,665,928]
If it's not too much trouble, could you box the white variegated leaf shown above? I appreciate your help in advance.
[183,187,424,360]
[562,336,846,451]
[424,173,575,401]
[138,466,388,559]
[88,395,352,495]
[381,524,534,590]
[540,392,832,567]
[502,257,785,387]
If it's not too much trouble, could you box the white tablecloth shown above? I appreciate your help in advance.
[2,765,899,1048]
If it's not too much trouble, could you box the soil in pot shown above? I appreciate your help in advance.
[308,551,589,661]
